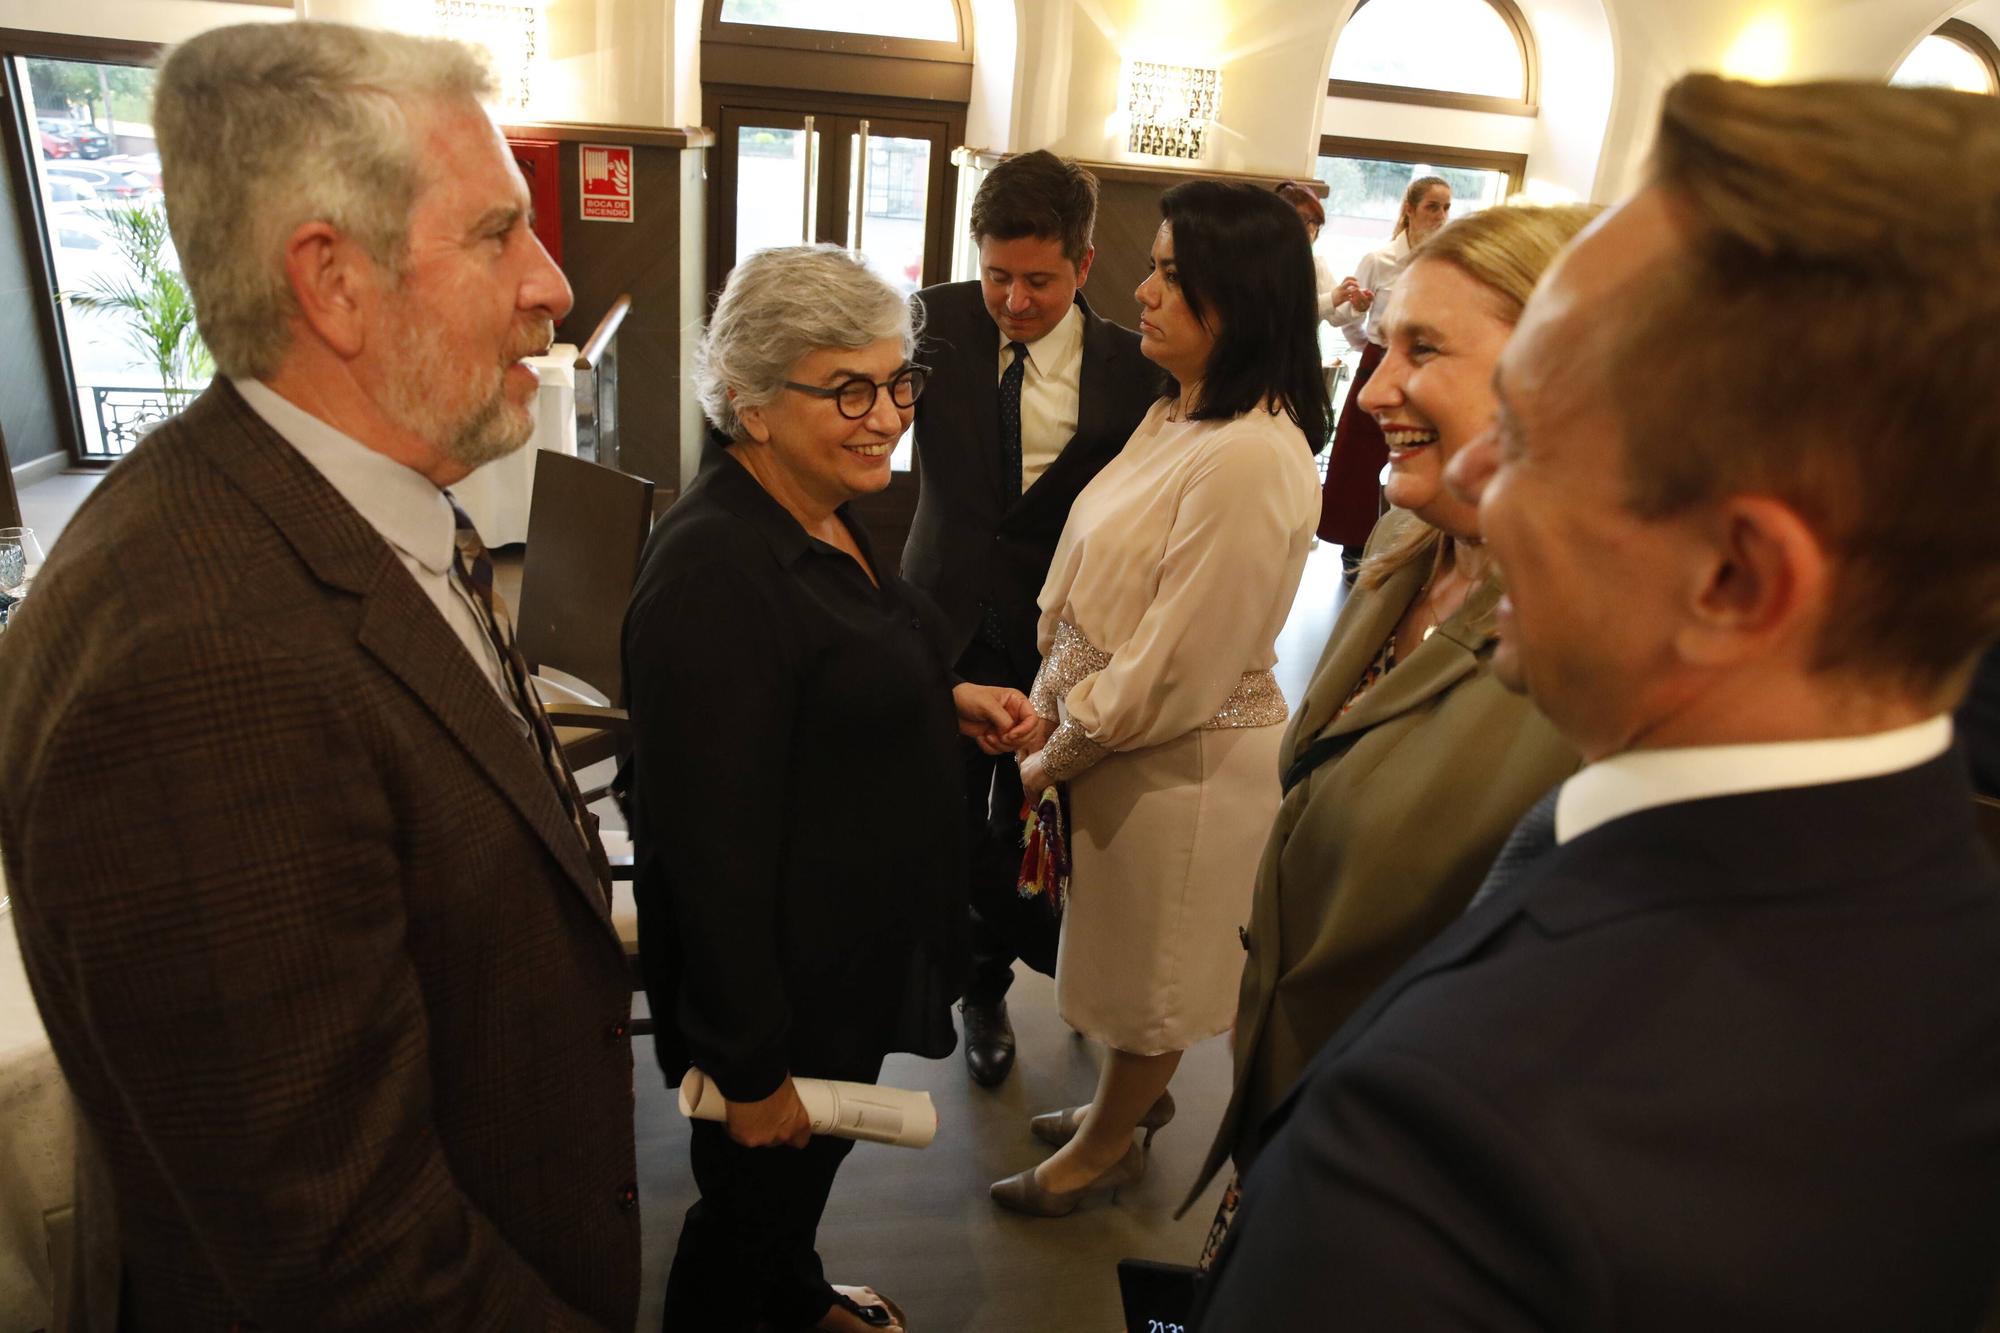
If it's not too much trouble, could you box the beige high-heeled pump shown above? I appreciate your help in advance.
[1028,1089,1176,1153]
[989,1141,1147,1217]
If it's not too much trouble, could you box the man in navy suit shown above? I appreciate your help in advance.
[1196,74,2000,1330]
[905,151,1157,1086]
[1960,642,2000,798]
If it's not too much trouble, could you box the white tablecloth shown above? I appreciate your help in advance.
[0,896,72,1333]
[449,345,580,547]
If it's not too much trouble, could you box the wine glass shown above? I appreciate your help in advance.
[0,526,45,601]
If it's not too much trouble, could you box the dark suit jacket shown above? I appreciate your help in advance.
[0,383,640,1331]
[622,447,967,1100]
[1196,752,2000,1331]
[1960,642,2000,798]
[903,281,1158,685]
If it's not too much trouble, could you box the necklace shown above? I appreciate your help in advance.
[1409,538,1474,645]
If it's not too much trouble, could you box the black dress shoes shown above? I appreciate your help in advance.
[960,997,1017,1087]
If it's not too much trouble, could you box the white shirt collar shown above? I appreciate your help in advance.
[232,377,459,576]
[1003,301,1084,378]
[1555,715,1954,845]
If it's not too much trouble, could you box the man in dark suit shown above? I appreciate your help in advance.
[1196,75,2000,1330]
[0,23,639,1329]
[905,150,1158,1086]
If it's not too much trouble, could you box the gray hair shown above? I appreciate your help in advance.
[698,245,919,440]
[154,21,494,379]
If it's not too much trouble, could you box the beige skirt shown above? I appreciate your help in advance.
[1055,722,1283,1055]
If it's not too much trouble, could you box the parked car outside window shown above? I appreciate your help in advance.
[37,117,112,159]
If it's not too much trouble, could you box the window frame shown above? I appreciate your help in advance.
[1325,0,1539,118]
[1,28,166,469]
[1903,19,2000,96]
[701,0,973,102]
[1317,135,1528,198]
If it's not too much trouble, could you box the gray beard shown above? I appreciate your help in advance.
[436,388,529,470]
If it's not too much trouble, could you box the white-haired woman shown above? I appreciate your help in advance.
[623,245,1036,1333]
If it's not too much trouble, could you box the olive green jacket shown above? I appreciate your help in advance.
[1185,510,1578,1209]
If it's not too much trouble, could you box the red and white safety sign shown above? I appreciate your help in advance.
[580,144,634,222]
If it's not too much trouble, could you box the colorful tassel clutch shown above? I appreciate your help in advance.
[1017,782,1072,918]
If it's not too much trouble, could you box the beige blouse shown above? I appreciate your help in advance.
[1032,400,1322,779]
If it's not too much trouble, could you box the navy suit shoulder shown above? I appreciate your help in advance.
[1959,641,2000,798]
[1198,756,2000,1332]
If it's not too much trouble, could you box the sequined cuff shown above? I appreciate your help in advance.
[1033,620,1113,722]
[1029,660,1065,722]
[1039,719,1109,784]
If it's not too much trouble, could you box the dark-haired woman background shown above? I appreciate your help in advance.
[989,181,1326,1216]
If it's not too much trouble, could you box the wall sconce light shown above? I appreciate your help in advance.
[434,0,544,112]
[1124,60,1220,161]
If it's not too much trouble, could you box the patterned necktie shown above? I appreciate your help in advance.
[999,340,1028,506]
[1464,787,1561,915]
[444,496,612,908]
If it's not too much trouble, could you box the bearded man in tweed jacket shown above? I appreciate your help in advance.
[0,22,638,1330]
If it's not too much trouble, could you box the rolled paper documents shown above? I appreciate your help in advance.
[677,1069,939,1149]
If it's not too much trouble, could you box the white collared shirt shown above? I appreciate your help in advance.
[1554,715,1954,845]
[999,301,1085,492]
[1326,232,1418,349]
[231,378,521,721]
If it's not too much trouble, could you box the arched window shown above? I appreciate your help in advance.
[713,0,963,50]
[1329,0,1537,115]
[1892,21,2000,95]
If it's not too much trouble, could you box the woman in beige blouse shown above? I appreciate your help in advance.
[990,181,1327,1215]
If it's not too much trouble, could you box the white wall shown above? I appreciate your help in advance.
[965,0,1020,149]
[1949,0,2000,39]
[1006,0,1352,176]
[1520,0,1616,201]
[0,0,287,44]
[992,0,1616,203]
[1588,0,1966,196]
[300,0,696,127]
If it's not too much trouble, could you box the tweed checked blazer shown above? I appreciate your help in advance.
[0,382,640,1331]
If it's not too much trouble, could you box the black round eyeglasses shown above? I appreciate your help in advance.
[782,364,929,420]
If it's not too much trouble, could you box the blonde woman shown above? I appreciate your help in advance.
[1318,175,1453,569]
[1188,203,1600,1258]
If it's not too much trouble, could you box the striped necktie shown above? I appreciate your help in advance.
[444,496,612,909]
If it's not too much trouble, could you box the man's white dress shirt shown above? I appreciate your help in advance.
[1554,715,1954,845]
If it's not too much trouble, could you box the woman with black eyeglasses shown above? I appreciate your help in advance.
[622,245,1037,1333]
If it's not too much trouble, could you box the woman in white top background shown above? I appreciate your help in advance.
[1316,175,1452,572]
[1274,180,1344,348]
[989,181,1325,1216]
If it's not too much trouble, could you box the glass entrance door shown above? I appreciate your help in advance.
[713,102,953,302]
[710,100,955,507]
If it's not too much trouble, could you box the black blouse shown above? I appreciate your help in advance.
[622,446,968,1102]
